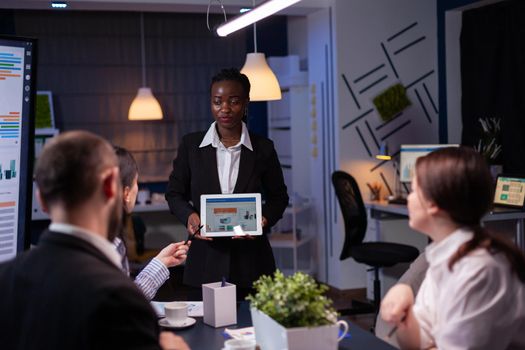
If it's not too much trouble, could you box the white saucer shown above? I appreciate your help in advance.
[158,317,196,329]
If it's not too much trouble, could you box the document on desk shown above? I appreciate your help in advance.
[150,301,204,317]
[224,327,256,341]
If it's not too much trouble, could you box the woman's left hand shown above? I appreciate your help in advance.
[380,283,414,326]
[156,241,191,267]
[231,216,268,240]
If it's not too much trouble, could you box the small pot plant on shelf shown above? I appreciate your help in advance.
[474,117,502,178]
[247,270,348,350]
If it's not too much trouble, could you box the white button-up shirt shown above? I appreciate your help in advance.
[199,121,253,194]
[413,228,525,350]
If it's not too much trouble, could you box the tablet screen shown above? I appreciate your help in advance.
[200,193,262,236]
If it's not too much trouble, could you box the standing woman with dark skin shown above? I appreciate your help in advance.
[166,68,289,299]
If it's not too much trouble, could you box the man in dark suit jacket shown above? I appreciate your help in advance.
[0,131,188,350]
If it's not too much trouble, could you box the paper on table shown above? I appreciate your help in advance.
[151,301,204,317]
[224,327,256,341]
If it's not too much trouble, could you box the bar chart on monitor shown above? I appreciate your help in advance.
[0,36,34,262]
[0,149,20,260]
[0,195,17,260]
[0,47,24,147]
[0,157,17,182]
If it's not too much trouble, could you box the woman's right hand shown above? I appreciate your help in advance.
[187,212,212,241]
[380,283,414,326]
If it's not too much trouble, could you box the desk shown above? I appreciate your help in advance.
[367,201,525,252]
[171,302,396,349]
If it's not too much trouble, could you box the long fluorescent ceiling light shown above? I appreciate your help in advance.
[216,0,303,37]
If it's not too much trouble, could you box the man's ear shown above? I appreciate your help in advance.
[101,167,119,201]
[35,188,49,213]
[123,186,131,204]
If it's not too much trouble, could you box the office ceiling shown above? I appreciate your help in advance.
[0,0,328,15]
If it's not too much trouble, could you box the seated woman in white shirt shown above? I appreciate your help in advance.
[114,146,190,300]
[381,147,525,350]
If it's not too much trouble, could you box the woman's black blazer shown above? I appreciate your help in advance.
[166,130,289,288]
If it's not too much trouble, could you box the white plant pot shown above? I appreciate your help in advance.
[250,307,348,350]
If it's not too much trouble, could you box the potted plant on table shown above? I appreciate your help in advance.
[247,271,348,350]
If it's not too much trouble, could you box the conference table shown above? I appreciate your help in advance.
[367,201,525,252]
[167,302,396,349]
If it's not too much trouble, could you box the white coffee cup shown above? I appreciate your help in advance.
[164,302,188,325]
[337,320,349,341]
[223,339,256,350]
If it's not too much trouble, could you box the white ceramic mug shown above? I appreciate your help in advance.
[164,302,188,325]
[337,320,349,341]
[223,339,256,350]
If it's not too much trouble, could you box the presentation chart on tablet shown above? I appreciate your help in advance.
[205,197,257,232]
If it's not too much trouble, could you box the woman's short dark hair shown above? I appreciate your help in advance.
[35,131,117,209]
[114,146,138,188]
[210,68,251,98]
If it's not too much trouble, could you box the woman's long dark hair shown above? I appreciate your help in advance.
[415,147,525,282]
[113,145,139,251]
[114,145,138,188]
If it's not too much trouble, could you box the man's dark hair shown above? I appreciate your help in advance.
[35,131,117,209]
[210,68,251,98]
[114,146,138,188]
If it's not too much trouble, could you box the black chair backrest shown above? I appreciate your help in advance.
[332,171,368,260]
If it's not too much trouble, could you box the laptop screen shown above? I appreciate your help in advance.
[494,176,525,208]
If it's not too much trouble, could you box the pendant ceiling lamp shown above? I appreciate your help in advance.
[128,13,163,121]
[240,0,282,101]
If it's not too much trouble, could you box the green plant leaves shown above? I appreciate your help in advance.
[246,270,338,328]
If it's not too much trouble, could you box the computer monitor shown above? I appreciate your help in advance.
[0,35,38,262]
[399,144,459,183]
[493,175,525,209]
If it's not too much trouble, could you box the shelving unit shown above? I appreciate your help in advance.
[32,128,59,221]
[266,55,315,276]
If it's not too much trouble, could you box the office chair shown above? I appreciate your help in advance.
[331,170,419,320]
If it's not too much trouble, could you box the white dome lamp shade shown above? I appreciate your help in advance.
[241,53,281,101]
[128,87,163,120]
[128,13,163,121]
[240,0,281,102]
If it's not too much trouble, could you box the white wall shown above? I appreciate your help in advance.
[307,2,338,285]
[307,0,438,289]
[287,16,308,70]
